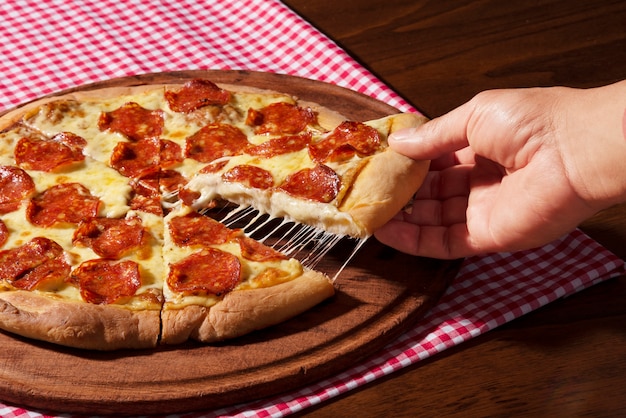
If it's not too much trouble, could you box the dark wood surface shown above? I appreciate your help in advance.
[283,0,626,416]
[0,71,460,416]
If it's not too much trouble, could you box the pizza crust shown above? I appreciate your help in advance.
[339,113,430,236]
[0,83,346,134]
[0,291,160,350]
[160,269,334,344]
[0,85,158,129]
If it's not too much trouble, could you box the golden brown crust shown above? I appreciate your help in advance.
[0,291,160,350]
[160,269,334,344]
[0,82,343,130]
[339,113,430,236]
[0,85,159,130]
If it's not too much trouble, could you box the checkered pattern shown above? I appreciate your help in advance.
[0,1,624,417]
[0,0,411,114]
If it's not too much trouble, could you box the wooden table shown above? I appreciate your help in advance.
[283,1,626,416]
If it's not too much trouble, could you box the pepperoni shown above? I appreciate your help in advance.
[159,139,183,168]
[0,220,7,247]
[27,183,101,227]
[0,237,70,290]
[15,132,86,172]
[167,248,241,296]
[12,257,70,291]
[110,138,160,178]
[246,102,317,135]
[184,123,249,163]
[236,236,288,262]
[309,121,381,162]
[73,217,148,259]
[277,164,340,203]
[165,79,231,113]
[129,177,162,215]
[246,133,311,158]
[177,187,202,207]
[110,138,183,179]
[168,212,242,247]
[98,102,164,141]
[0,166,35,214]
[71,259,141,305]
[199,160,228,174]
[159,169,188,195]
[222,165,274,189]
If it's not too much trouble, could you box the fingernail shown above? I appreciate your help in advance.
[389,128,418,142]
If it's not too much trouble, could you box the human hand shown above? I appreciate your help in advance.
[375,82,626,259]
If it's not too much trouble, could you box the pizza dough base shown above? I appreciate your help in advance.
[160,269,334,344]
[0,291,160,350]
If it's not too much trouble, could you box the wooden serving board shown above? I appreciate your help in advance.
[0,70,461,416]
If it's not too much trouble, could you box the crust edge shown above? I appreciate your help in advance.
[161,269,334,344]
[0,290,160,350]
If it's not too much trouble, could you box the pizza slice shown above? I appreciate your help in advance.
[182,110,429,238]
[151,79,430,239]
[160,205,334,344]
[0,157,164,350]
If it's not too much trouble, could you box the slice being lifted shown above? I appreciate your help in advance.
[0,77,428,350]
[181,100,430,238]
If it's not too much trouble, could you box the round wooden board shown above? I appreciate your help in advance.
[0,70,461,416]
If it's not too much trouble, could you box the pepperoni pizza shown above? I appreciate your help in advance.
[0,78,428,350]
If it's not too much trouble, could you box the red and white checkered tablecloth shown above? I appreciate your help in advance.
[0,1,624,417]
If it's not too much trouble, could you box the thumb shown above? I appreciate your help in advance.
[388,104,474,160]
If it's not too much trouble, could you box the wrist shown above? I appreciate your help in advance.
[561,80,626,210]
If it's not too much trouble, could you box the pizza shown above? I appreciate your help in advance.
[0,77,428,350]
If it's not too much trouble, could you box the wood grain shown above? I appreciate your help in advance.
[280,1,626,417]
[0,71,460,415]
[285,0,626,117]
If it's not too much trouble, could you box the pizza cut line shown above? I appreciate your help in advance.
[0,78,429,350]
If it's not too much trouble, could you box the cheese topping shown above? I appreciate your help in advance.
[0,82,339,312]
[161,206,303,308]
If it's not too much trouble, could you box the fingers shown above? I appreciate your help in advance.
[389,90,541,166]
[375,161,472,258]
[409,166,470,226]
[427,147,476,171]
[414,165,471,200]
[374,221,473,260]
[403,196,468,226]
[388,103,474,160]
[377,165,471,258]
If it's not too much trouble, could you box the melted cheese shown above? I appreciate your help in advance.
[33,161,131,218]
[0,84,330,314]
[161,206,303,308]
[186,171,355,237]
[0,205,163,308]
[231,91,296,114]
